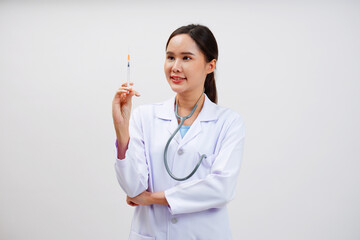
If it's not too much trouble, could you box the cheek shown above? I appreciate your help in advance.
[164,63,173,80]
[164,62,172,71]
[190,62,207,76]
[164,63,169,75]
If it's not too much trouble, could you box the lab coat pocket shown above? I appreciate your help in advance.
[129,231,155,240]
[200,152,216,169]
[190,152,215,179]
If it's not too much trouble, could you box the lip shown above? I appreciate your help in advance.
[170,76,186,83]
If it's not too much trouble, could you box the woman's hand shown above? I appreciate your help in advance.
[126,191,168,207]
[126,191,152,206]
[126,196,139,207]
[112,82,140,158]
[112,82,140,129]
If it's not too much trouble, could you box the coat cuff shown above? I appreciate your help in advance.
[164,187,180,215]
[115,157,129,168]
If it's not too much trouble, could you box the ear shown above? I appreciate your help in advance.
[206,59,217,74]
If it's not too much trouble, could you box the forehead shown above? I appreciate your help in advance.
[166,34,201,54]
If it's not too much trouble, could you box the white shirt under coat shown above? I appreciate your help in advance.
[114,94,245,240]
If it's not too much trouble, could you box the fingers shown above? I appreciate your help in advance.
[114,89,140,100]
[128,201,138,207]
[116,89,131,94]
[126,196,139,207]
[116,82,140,97]
[133,90,141,97]
[121,82,134,87]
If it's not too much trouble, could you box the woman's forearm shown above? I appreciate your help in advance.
[151,192,169,205]
[116,128,129,159]
[127,191,169,206]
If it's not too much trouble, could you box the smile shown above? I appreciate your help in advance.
[171,76,186,83]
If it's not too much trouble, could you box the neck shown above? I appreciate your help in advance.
[176,91,204,111]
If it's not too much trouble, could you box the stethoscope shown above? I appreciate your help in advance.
[163,92,207,181]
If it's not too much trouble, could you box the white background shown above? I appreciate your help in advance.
[0,1,359,239]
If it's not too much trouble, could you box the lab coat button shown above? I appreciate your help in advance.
[177,149,183,155]
[171,218,178,224]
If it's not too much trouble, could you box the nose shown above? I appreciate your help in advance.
[172,59,182,73]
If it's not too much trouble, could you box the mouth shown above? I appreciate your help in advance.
[170,76,186,83]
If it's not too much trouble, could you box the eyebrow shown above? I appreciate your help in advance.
[166,51,195,56]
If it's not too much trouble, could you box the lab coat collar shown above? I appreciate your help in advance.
[155,94,218,147]
[155,93,218,122]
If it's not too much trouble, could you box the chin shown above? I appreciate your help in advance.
[169,86,185,94]
[168,81,186,94]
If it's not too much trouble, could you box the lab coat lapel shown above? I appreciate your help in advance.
[178,95,217,148]
[178,118,201,148]
[155,95,181,145]
[156,94,218,146]
[167,116,181,145]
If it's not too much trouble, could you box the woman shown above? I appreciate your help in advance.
[112,24,245,240]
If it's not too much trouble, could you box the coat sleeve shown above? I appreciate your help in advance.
[114,107,149,198]
[164,115,245,215]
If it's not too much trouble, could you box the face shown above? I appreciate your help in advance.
[164,34,216,96]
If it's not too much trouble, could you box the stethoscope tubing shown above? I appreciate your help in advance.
[163,92,207,181]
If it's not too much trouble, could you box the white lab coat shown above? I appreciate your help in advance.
[114,94,245,240]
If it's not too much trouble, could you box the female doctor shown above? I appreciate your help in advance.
[112,24,245,240]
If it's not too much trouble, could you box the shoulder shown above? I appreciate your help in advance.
[216,105,245,138]
[210,104,246,144]
[202,95,244,127]
[218,105,244,125]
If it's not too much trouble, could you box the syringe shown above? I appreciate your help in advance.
[127,54,130,87]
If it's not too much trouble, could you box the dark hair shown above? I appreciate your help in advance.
[166,24,218,104]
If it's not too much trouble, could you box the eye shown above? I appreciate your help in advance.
[183,56,191,60]
[167,56,175,61]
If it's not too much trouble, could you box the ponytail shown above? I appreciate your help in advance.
[204,72,217,104]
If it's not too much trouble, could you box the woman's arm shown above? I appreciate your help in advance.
[127,191,169,206]
[113,84,150,198]
[126,115,245,213]
[114,106,150,198]
[163,116,245,214]
[112,82,140,159]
